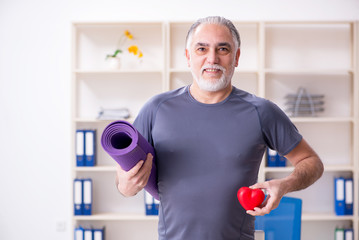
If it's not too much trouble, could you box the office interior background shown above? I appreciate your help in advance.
[1,0,359,239]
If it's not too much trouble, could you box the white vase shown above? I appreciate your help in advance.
[107,57,121,69]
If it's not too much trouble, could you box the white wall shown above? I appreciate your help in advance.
[0,0,358,239]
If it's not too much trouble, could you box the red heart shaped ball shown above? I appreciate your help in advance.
[237,187,265,211]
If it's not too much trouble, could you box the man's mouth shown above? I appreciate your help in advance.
[201,64,226,75]
[204,68,221,73]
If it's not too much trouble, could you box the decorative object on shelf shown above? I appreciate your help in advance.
[101,120,159,200]
[105,30,143,69]
[284,87,325,117]
[97,107,130,120]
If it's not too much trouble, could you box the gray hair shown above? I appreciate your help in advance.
[185,16,241,50]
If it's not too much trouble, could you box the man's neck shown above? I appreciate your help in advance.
[189,83,233,104]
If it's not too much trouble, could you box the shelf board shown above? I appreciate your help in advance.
[290,117,354,123]
[74,117,135,123]
[74,212,353,222]
[265,165,353,173]
[73,213,158,221]
[264,68,354,75]
[75,166,117,172]
[78,165,353,173]
[302,212,354,221]
[74,69,163,74]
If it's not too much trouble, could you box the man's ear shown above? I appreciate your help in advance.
[185,49,191,67]
[234,48,241,67]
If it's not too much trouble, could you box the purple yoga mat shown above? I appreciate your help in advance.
[101,120,159,200]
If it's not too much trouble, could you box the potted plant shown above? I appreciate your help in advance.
[106,30,143,69]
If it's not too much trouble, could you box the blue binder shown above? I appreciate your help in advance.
[154,197,160,215]
[277,155,287,167]
[85,130,96,166]
[267,148,278,167]
[145,190,154,215]
[74,179,83,215]
[334,177,345,216]
[75,226,84,240]
[83,178,93,215]
[145,190,159,215]
[76,130,85,166]
[345,228,353,240]
[84,228,93,240]
[345,178,353,215]
[93,228,104,240]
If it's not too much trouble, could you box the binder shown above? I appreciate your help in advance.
[145,190,159,215]
[145,190,154,215]
[344,178,353,215]
[85,130,96,166]
[74,179,83,215]
[267,148,278,167]
[93,228,104,240]
[83,179,93,215]
[334,177,345,216]
[154,197,160,215]
[84,229,93,240]
[277,155,287,167]
[75,226,84,240]
[76,130,85,166]
[345,229,353,240]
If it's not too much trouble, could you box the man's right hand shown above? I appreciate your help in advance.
[115,153,153,197]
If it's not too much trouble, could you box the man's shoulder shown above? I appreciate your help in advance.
[231,87,269,108]
[146,86,188,108]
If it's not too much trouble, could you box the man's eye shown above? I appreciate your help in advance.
[219,47,229,52]
[197,47,206,52]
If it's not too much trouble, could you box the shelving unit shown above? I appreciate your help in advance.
[71,21,359,240]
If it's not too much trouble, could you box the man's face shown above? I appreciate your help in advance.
[186,23,240,92]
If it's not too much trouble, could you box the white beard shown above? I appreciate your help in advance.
[192,64,232,92]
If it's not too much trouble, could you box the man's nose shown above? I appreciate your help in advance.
[206,48,219,64]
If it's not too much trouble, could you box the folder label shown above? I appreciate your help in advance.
[76,131,85,166]
[336,178,344,200]
[83,179,92,215]
[345,180,353,204]
[75,227,84,240]
[74,179,83,215]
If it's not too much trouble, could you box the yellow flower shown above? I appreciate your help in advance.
[124,30,133,40]
[128,45,139,55]
[138,51,143,58]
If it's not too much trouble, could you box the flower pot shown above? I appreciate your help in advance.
[106,57,121,69]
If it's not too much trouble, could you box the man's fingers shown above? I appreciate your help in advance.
[127,160,144,177]
[142,153,153,170]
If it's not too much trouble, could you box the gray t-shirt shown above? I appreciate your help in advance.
[134,85,302,240]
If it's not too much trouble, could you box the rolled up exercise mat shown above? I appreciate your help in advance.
[101,120,159,200]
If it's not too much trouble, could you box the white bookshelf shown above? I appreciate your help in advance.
[71,21,359,240]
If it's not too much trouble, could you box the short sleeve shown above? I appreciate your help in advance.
[133,98,157,146]
[257,99,302,156]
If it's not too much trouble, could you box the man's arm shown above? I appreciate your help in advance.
[115,153,153,197]
[247,138,324,216]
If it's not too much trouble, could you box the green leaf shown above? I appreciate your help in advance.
[113,49,122,57]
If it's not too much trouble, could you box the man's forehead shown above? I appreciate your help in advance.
[194,42,232,47]
[191,24,234,46]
